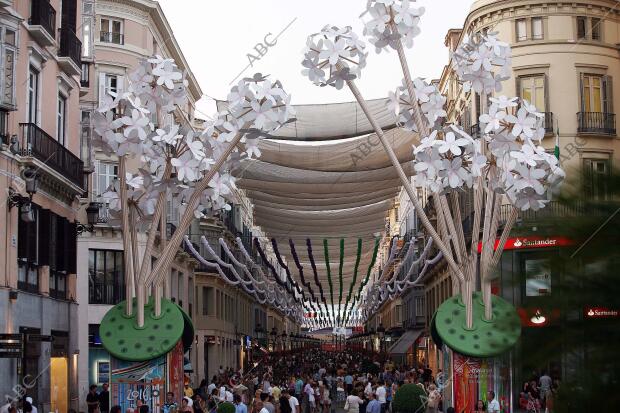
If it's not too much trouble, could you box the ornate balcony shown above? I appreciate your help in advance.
[577,112,616,136]
[19,123,84,189]
[58,27,82,76]
[28,0,56,47]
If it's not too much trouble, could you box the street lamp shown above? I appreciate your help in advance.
[254,324,264,349]
[281,331,288,351]
[377,323,386,354]
[270,327,277,351]
[77,202,102,235]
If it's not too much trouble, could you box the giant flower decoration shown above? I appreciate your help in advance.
[387,77,446,132]
[451,31,512,95]
[412,97,565,210]
[361,0,425,52]
[93,57,294,222]
[302,25,368,89]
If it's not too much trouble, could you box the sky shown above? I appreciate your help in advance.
[158,0,474,118]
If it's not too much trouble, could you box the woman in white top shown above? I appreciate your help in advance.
[345,391,364,413]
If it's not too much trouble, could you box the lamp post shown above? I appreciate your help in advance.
[377,323,386,355]
[254,324,264,354]
[77,202,102,235]
[281,331,288,352]
[270,327,277,352]
[369,328,376,352]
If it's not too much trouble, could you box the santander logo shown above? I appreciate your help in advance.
[513,238,523,247]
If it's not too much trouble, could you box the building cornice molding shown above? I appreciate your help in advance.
[461,1,620,46]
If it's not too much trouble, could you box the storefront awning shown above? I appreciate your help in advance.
[389,329,423,354]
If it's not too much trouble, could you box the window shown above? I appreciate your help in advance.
[95,161,118,198]
[1,26,18,107]
[582,74,604,113]
[577,16,603,41]
[532,17,543,40]
[18,206,40,293]
[591,18,601,41]
[100,17,123,44]
[28,66,39,124]
[188,277,194,317]
[82,17,92,57]
[202,286,214,315]
[519,75,546,111]
[577,16,587,39]
[81,63,89,87]
[584,158,610,200]
[178,271,184,308]
[88,249,124,304]
[57,94,67,145]
[104,74,118,97]
[516,19,527,41]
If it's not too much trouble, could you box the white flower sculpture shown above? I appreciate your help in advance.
[93,59,294,221]
[412,100,564,210]
[362,0,425,52]
[302,25,368,89]
[451,31,512,95]
[388,77,447,131]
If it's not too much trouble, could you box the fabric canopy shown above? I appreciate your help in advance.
[232,99,420,311]
[218,97,398,141]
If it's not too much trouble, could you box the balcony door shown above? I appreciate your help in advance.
[518,75,547,112]
[581,74,612,114]
[27,66,40,125]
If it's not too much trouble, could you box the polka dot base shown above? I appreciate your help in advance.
[434,292,521,358]
[100,298,184,361]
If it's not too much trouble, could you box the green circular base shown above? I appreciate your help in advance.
[434,292,521,358]
[100,298,184,361]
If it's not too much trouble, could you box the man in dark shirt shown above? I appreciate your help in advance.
[99,383,110,413]
[86,385,99,413]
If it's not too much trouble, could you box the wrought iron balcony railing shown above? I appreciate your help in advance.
[99,31,124,45]
[577,112,616,135]
[19,123,84,188]
[58,27,82,68]
[29,0,56,39]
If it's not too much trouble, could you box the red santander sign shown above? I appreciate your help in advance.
[477,236,573,253]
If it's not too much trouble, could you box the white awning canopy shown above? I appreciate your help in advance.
[232,99,419,300]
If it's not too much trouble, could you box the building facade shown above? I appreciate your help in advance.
[0,0,86,411]
[426,0,620,410]
[73,0,203,410]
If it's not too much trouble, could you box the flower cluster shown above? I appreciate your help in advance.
[302,25,368,89]
[93,57,293,221]
[451,32,512,95]
[362,0,425,52]
[412,97,565,210]
[412,125,483,192]
[387,77,446,131]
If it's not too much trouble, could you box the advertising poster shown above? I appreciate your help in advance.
[452,353,511,413]
[167,340,185,403]
[525,258,552,296]
[110,356,166,413]
[453,353,481,413]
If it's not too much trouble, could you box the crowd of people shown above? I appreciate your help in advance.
[1,348,521,413]
[517,371,558,413]
[172,348,447,413]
